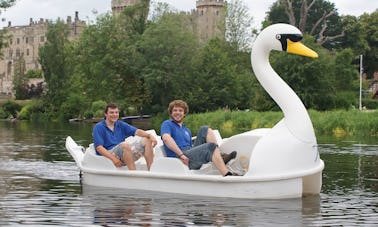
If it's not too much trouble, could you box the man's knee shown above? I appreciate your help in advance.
[120,142,132,152]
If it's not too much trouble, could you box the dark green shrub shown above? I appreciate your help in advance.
[59,94,89,120]
[2,101,22,118]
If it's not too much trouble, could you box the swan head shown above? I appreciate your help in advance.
[254,23,318,58]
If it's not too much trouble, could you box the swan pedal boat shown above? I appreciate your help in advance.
[66,24,324,199]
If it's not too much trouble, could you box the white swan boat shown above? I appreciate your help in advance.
[66,24,324,199]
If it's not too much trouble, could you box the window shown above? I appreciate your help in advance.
[40,36,45,42]
[25,37,28,44]
[26,49,30,56]
[7,61,12,75]
[16,38,20,44]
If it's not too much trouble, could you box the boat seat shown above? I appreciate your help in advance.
[150,157,190,175]
[84,144,117,170]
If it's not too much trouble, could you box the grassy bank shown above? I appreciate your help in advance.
[151,109,378,139]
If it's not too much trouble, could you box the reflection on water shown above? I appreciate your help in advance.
[83,185,322,226]
[0,121,377,226]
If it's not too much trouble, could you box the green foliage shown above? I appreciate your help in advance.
[225,0,254,51]
[358,11,378,78]
[24,69,43,78]
[140,12,198,112]
[90,100,107,118]
[59,94,90,120]
[0,108,7,118]
[266,0,343,49]
[309,109,378,137]
[363,98,378,109]
[190,38,245,112]
[39,19,71,109]
[161,109,378,139]
[1,100,22,118]
[0,0,17,52]
[18,99,44,120]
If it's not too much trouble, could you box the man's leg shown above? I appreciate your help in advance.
[141,137,154,170]
[120,142,136,170]
[206,127,218,144]
[211,148,230,176]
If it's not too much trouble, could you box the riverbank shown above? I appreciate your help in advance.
[151,109,378,139]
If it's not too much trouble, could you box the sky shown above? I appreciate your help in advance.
[1,0,377,29]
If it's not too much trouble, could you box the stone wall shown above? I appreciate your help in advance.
[0,12,85,97]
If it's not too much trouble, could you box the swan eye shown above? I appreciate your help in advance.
[280,34,303,42]
[277,34,303,51]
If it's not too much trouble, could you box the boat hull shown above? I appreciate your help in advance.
[78,162,323,199]
[66,133,324,199]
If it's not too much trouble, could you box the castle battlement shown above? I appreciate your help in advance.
[196,0,224,8]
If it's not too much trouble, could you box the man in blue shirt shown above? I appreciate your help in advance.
[161,100,238,176]
[93,103,157,170]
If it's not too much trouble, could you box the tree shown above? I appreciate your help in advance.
[266,0,344,49]
[140,12,199,112]
[0,0,17,54]
[72,2,150,114]
[359,11,378,78]
[225,0,254,51]
[39,20,71,109]
[13,56,26,99]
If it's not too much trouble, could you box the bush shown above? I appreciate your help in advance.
[18,99,44,120]
[363,98,378,109]
[2,100,22,118]
[91,100,107,118]
[0,108,8,119]
[59,94,89,120]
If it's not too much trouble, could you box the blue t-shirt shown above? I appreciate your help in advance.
[160,119,192,157]
[93,120,137,155]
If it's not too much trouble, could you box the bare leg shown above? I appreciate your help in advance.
[120,142,136,170]
[211,148,229,176]
[206,128,218,144]
[141,137,154,170]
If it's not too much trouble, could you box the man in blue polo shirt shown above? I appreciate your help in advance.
[161,100,238,176]
[93,103,157,170]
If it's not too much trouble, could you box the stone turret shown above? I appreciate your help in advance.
[111,0,141,16]
[195,0,225,44]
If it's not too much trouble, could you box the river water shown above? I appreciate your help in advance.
[0,121,377,226]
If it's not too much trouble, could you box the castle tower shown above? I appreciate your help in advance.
[111,0,141,16]
[195,0,225,44]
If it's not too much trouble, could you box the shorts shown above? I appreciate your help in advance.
[184,126,217,170]
[110,137,145,164]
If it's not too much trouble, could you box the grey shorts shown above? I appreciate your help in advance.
[184,126,217,170]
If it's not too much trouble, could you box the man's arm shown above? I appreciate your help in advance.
[161,133,189,165]
[135,129,157,147]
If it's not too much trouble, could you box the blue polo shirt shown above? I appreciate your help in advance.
[160,119,192,157]
[93,120,137,155]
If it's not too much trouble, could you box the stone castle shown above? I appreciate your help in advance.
[0,0,225,98]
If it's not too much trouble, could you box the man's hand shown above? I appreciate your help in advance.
[111,156,123,168]
[180,154,189,165]
[149,135,158,147]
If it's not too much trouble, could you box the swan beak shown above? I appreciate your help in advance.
[287,40,318,58]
